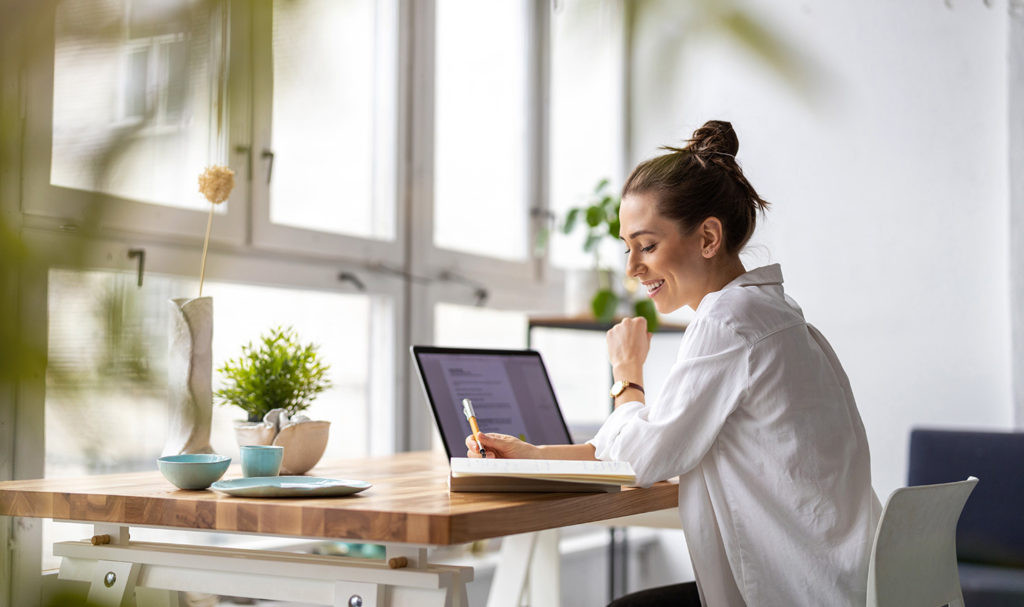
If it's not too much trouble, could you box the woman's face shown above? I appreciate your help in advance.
[618,191,708,313]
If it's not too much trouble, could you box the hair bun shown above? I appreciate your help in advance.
[689,120,739,158]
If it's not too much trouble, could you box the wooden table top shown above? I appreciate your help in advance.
[0,452,678,545]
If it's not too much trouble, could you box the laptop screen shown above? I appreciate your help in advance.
[411,346,574,458]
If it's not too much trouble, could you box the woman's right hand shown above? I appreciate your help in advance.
[465,433,541,459]
[606,316,652,372]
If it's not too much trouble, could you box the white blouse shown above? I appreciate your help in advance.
[589,264,880,607]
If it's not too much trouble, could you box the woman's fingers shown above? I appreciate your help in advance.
[464,433,535,459]
[607,316,652,367]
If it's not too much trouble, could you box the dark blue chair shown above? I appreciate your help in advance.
[908,428,1024,606]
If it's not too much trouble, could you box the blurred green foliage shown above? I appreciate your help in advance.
[561,179,660,330]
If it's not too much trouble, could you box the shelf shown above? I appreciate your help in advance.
[527,316,686,333]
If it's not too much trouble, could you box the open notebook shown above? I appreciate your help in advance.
[449,458,636,493]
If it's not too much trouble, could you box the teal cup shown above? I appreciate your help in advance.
[240,445,284,478]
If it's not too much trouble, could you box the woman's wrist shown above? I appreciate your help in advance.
[537,443,597,461]
[611,363,644,386]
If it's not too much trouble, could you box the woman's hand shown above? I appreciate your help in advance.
[465,433,541,459]
[606,316,652,375]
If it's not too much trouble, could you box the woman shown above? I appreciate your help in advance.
[466,120,880,606]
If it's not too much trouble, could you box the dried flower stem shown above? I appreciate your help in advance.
[198,205,214,297]
[195,165,234,298]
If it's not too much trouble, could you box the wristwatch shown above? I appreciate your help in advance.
[609,380,645,398]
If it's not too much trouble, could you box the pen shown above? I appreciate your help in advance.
[462,398,487,457]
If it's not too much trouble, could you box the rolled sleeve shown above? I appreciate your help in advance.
[588,401,644,460]
[588,318,750,487]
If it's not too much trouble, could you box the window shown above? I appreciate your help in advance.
[10,0,629,594]
[267,0,397,240]
[549,0,626,269]
[50,0,227,211]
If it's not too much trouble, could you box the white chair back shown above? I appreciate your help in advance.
[866,476,978,607]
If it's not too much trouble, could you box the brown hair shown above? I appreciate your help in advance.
[622,120,770,254]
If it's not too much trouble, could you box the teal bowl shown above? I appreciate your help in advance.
[157,454,231,490]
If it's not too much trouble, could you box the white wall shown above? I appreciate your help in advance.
[629,0,1013,500]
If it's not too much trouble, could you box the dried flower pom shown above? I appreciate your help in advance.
[197,165,235,205]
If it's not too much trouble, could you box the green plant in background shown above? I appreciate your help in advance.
[562,179,659,330]
[215,326,332,422]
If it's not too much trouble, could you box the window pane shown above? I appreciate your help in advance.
[549,0,621,269]
[433,0,528,261]
[432,304,527,454]
[269,0,397,240]
[43,268,384,565]
[434,304,527,349]
[50,0,227,210]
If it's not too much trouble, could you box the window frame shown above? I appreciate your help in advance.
[22,0,248,246]
[246,0,407,263]
[4,0,631,600]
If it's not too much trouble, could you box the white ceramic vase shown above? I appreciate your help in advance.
[163,297,214,456]
[234,409,330,475]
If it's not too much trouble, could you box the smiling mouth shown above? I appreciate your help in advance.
[644,279,665,297]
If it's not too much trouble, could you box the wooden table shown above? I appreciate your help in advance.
[0,452,678,607]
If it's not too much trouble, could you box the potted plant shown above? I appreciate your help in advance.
[216,326,333,474]
[562,179,659,330]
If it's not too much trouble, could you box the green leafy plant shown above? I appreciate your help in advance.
[215,326,332,422]
[562,179,659,330]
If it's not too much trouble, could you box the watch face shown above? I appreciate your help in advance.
[610,381,625,397]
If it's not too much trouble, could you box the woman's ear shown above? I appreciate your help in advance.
[700,217,725,258]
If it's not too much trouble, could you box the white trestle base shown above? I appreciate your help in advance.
[54,525,471,607]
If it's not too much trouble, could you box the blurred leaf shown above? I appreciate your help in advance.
[593,178,610,193]
[715,9,818,98]
[634,299,659,332]
[585,205,603,227]
[607,217,620,239]
[534,226,550,256]
[583,232,603,253]
[562,207,580,234]
[591,289,619,322]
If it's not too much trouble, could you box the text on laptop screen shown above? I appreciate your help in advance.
[415,350,572,456]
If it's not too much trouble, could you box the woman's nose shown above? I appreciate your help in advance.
[626,251,644,277]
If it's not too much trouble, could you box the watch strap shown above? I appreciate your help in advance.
[611,380,645,397]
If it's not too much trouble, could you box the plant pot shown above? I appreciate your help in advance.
[274,420,331,475]
[565,268,617,318]
[163,297,214,456]
[233,419,277,447]
[233,409,330,475]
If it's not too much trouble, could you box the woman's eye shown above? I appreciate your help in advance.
[624,244,656,255]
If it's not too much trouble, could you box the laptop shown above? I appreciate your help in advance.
[410,346,574,458]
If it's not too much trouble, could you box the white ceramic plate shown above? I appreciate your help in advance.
[210,476,372,498]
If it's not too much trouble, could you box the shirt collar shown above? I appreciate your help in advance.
[724,263,784,290]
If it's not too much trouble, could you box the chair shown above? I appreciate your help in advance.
[867,476,978,607]
[909,428,1024,606]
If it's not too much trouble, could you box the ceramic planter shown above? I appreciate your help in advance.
[163,297,214,456]
[234,409,330,475]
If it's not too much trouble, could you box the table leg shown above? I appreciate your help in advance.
[486,529,559,607]
[528,529,560,607]
[85,559,140,607]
